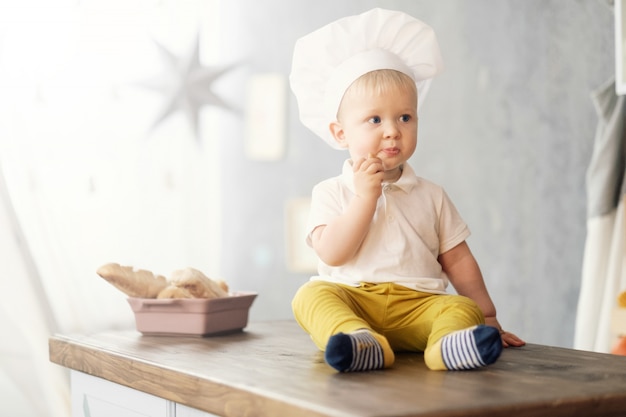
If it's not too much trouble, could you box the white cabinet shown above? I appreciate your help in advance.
[71,371,217,417]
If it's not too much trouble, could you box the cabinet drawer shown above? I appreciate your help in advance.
[176,404,219,417]
[71,371,173,417]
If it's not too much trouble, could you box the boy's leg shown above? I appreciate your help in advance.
[292,281,394,372]
[422,295,502,370]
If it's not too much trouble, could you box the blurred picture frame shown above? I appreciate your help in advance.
[617,0,626,95]
[285,198,318,273]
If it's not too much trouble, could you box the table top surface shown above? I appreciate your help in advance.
[49,320,626,417]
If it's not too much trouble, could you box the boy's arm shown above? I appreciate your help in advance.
[310,195,376,266]
[311,156,384,266]
[439,241,526,347]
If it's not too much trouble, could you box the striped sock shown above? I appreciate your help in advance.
[325,330,393,372]
[425,325,502,371]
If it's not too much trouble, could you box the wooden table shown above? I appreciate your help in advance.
[49,320,626,417]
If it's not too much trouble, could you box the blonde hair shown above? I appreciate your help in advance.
[337,69,417,119]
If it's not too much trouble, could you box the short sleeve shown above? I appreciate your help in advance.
[437,190,471,254]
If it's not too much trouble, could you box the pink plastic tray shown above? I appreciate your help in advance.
[127,292,257,336]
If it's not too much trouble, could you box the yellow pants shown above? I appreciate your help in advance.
[292,280,485,352]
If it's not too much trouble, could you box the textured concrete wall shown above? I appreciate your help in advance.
[216,0,614,348]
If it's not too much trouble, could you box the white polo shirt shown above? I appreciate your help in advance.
[306,160,470,294]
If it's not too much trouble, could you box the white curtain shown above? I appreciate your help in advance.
[0,2,225,416]
[0,162,69,417]
[574,78,626,353]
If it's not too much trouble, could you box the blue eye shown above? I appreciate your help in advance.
[400,114,411,122]
[369,116,381,124]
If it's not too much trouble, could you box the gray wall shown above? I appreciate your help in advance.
[216,0,614,348]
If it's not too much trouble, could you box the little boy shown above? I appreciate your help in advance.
[289,8,525,372]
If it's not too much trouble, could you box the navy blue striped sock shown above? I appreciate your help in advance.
[440,325,502,370]
[325,330,385,372]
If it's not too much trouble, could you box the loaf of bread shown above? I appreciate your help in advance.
[97,263,168,298]
[160,267,229,299]
[97,263,229,299]
[155,285,194,299]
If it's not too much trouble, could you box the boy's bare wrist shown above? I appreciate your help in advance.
[354,193,379,206]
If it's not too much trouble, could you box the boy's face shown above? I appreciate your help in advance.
[330,83,418,176]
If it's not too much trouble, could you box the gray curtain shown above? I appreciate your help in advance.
[574,78,626,352]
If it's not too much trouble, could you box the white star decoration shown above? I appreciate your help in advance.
[138,33,236,141]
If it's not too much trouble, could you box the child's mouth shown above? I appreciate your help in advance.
[382,148,400,157]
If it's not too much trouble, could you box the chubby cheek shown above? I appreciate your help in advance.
[403,130,418,156]
[405,141,417,157]
[347,139,376,161]
[348,147,369,162]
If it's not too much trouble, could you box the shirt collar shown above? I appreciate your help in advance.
[340,159,418,194]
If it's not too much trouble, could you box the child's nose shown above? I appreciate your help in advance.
[384,122,400,138]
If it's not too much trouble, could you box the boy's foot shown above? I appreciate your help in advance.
[424,325,502,371]
[325,329,395,372]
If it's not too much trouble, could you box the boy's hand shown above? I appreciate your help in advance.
[485,316,526,348]
[352,153,384,200]
[500,330,526,348]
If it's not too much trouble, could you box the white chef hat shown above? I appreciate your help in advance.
[289,8,444,149]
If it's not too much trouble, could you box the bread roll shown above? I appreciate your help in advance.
[97,263,168,298]
[166,267,229,299]
[156,285,194,299]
